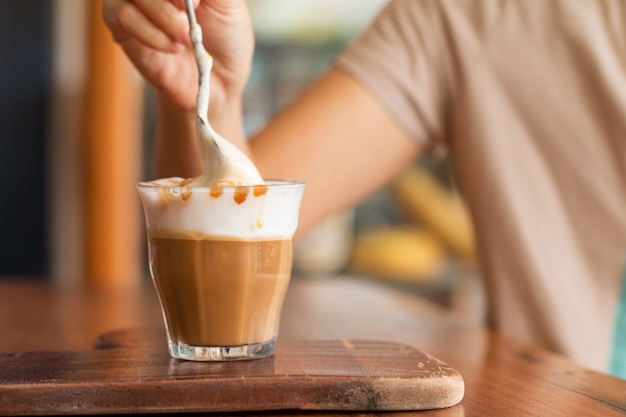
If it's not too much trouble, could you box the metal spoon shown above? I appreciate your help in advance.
[183,0,263,186]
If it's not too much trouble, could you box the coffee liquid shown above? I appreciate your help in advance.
[149,233,293,347]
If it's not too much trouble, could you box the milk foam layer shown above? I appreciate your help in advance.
[138,178,305,239]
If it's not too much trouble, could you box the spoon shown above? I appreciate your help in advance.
[183,0,263,186]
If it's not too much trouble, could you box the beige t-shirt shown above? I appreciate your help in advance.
[336,0,626,372]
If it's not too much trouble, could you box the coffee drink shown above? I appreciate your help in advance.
[138,179,305,360]
[149,232,293,347]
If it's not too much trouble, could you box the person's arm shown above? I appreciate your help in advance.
[153,95,200,178]
[247,67,423,236]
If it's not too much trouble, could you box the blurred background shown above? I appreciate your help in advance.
[0,0,483,323]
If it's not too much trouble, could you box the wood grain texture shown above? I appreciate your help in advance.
[0,331,463,415]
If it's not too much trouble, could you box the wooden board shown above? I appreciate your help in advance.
[0,328,464,415]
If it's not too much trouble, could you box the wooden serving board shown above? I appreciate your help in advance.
[0,328,464,415]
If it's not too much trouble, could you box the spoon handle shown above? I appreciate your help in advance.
[184,0,212,124]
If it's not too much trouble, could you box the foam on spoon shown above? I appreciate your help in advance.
[184,0,264,187]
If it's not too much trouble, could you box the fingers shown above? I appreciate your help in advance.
[133,0,189,43]
[103,0,189,53]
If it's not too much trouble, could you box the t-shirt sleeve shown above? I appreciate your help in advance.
[334,0,448,149]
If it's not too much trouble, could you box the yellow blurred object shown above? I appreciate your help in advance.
[348,227,445,283]
[393,167,476,263]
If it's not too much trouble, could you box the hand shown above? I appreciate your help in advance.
[103,0,254,114]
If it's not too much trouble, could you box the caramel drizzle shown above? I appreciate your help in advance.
[156,178,268,205]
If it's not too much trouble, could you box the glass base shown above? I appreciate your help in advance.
[168,338,275,361]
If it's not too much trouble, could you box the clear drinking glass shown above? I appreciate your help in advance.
[138,179,305,361]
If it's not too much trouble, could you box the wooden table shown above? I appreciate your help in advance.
[1,275,625,416]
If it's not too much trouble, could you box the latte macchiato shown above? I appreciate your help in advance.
[138,179,305,361]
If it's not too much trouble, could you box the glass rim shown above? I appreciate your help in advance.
[137,178,305,190]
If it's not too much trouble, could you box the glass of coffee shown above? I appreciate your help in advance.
[138,179,305,361]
